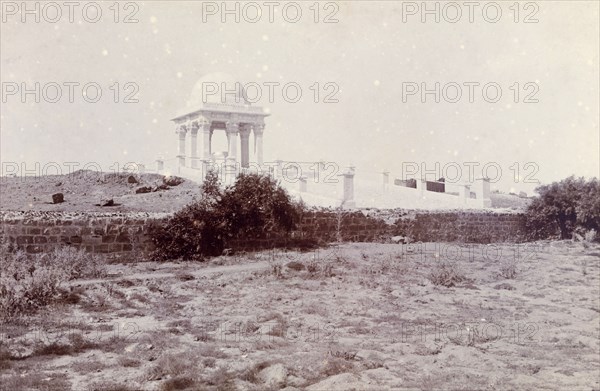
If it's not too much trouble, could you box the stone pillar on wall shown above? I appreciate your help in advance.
[476,178,491,208]
[318,160,326,182]
[458,184,471,204]
[342,167,356,208]
[417,178,427,197]
[382,170,390,192]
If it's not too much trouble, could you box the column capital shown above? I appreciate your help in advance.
[239,124,251,137]
[192,115,210,128]
[252,123,265,135]
[225,121,240,134]
[186,120,199,133]
[175,123,187,134]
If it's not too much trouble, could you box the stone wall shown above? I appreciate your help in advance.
[1,209,526,257]
[1,211,168,258]
[296,209,526,244]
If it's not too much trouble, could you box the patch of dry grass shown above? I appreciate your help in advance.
[428,261,467,287]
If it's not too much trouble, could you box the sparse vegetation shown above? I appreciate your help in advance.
[499,259,518,279]
[0,242,597,391]
[0,242,105,322]
[428,261,467,287]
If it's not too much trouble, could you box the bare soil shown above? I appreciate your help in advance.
[0,170,199,213]
[1,241,598,390]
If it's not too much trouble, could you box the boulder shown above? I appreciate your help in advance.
[152,184,170,192]
[135,186,152,194]
[391,236,406,244]
[259,364,288,388]
[286,261,305,271]
[100,198,114,207]
[286,375,307,388]
[163,176,184,186]
[52,193,64,204]
[306,373,366,391]
[127,175,138,184]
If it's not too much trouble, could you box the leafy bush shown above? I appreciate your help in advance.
[220,173,300,238]
[524,176,599,240]
[150,172,304,261]
[0,243,105,322]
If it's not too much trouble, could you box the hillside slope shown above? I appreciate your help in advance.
[0,170,199,213]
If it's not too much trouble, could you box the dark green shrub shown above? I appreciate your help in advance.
[150,172,304,261]
[524,176,599,240]
[220,173,301,238]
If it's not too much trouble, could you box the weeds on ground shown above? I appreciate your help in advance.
[305,260,336,278]
[0,243,106,322]
[269,262,284,279]
[428,261,467,287]
[574,228,598,249]
[499,259,518,279]
[240,360,272,383]
[0,372,71,391]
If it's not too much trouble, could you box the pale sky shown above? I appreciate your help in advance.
[1,1,598,194]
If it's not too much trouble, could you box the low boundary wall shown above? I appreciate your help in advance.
[1,208,526,257]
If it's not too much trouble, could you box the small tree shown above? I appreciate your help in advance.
[524,176,599,240]
[150,172,303,261]
[220,173,301,239]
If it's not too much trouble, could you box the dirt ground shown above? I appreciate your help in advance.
[0,170,199,213]
[1,241,598,391]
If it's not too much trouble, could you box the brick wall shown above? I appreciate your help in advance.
[1,209,526,258]
[295,209,526,244]
[1,211,168,258]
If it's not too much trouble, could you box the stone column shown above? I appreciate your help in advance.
[156,158,164,172]
[189,121,199,169]
[176,124,186,168]
[342,167,356,208]
[207,128,214,157]
[382,170,390,192]
[239,125,251,168]
[253,123,265,166]
[459,184,471,204]
[418,178,427,197]
[197,118,211,174]
[226,121,239,177]
[200,118,211,159]
[476,177,491,207]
